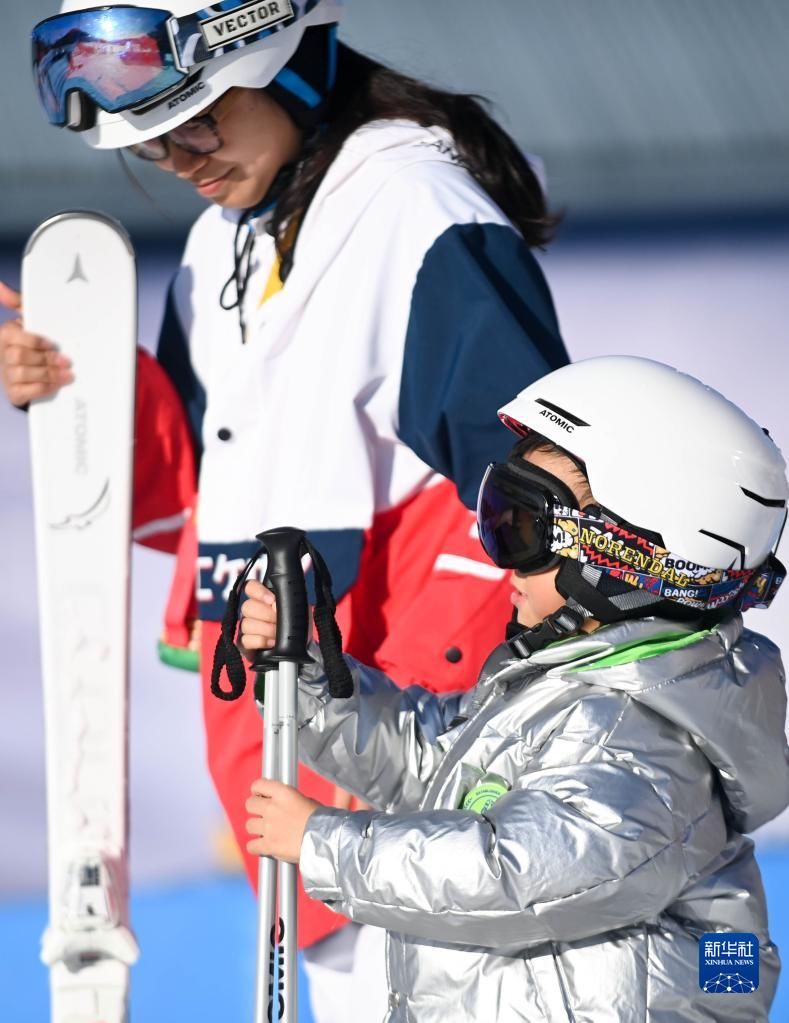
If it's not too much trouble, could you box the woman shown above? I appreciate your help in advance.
[2,1,569,1018]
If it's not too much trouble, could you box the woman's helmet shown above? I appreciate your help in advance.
[478,356,787,648]
[32,0,343,148]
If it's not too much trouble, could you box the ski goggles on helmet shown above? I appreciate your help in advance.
[32,1,298,127]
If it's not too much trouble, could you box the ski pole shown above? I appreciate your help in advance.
[250,527,310,1023]
[210,527,354,1023]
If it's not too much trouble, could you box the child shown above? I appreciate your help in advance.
[240,355,789,1022]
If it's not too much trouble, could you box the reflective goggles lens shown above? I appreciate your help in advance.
[477,461,576,572]
[32,6,184,126]
[127,112,222,161]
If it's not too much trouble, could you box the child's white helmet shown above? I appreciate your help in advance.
[499,356,788,572]
[33,0,343,148]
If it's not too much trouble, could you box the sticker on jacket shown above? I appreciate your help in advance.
[699,933,759,993]
[461,774,510,814]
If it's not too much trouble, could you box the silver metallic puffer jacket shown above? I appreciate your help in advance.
[296,615,789,1021]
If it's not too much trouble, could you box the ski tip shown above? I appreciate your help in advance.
[24,211,134,260]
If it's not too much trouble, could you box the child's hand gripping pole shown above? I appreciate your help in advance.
[210,527,353,1023]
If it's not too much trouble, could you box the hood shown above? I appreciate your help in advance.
[523,615,789,833]
[223,119,465,249]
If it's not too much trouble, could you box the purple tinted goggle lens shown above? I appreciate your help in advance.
[477,463,555,572]
[32,6,184,127]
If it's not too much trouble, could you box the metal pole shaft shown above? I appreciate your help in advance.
[255,669,280,1023]
[277,661,299,1023]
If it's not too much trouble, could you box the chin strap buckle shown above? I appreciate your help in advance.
[506,603,587,659]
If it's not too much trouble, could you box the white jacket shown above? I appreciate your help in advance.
[158,119,567,622]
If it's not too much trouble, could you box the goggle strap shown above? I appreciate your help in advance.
[66,92,92,132]
[555,557,641,625]
[739,555,785,611]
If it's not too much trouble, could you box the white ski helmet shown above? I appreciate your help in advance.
[33,0,344,149]
[498,355,788,572]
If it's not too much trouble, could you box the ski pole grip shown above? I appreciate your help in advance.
[251,527,313,671]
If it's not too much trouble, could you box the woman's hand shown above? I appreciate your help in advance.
[0,280,73,407]
[245,779,321,864]
[238,579,278,658]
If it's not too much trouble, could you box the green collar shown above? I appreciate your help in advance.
[566,627,711,673]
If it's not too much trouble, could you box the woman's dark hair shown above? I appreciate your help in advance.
[271,45,559,270]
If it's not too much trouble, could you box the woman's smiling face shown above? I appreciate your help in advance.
[152,87,302,209]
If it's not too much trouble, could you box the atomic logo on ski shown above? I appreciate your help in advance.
[67,254,88,283]
[50,479,111,530]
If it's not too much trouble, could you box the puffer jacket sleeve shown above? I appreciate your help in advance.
[300,688,702,949]
[296,654,463,812]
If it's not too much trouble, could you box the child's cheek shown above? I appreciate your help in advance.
[518,570,565,626]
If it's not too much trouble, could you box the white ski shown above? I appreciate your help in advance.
[23,211,139,1023]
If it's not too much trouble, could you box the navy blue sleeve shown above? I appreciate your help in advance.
[156,277,206,462]
[304,528,365,604]
[398,223,569,509]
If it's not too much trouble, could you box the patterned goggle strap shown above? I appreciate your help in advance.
[551,506,765,613]
[32,0,308,126]
[739,555,785,611]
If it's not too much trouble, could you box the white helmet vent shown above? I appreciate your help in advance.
[740,488,787,508]
[697,529,747,570]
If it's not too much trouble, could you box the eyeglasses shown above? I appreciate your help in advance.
[126,102,224,162]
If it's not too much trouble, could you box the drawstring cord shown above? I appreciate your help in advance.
[219,210,255,344]
[218,163,299,343]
